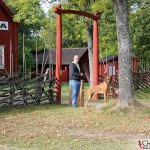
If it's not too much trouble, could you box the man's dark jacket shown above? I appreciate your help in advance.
[69,63,81,80]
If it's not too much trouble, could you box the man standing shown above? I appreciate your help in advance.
[69,55,84,107]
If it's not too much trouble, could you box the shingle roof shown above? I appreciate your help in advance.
[99,54,118,63]
[34,48,88,65]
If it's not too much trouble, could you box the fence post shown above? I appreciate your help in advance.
[69,80,84,107]
[112,76,115,98]
[69,87,72,106]
[78,80,84,107]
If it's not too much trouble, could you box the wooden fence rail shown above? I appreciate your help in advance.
[133,72,150,89]
[110,72,150,98]
[0,73,56,111]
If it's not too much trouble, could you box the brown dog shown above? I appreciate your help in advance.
[85,76,111,107]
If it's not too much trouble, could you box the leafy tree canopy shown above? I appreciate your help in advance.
[129,0,150,60]
[5,0,149,72]
[5,0,47,71]
[7,0,45,25]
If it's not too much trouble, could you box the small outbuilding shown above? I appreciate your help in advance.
[33,48,89,82]
[99,54,139,76]
[0,0,19,75]
[34,50,139,82]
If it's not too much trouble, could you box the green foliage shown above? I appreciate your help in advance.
[98,2,117,57]
[55,0,118,56]
[18,47,34,73]
[129,2,150,60]
[5,0,47,72]
[6,0,45,25]
[61,14,87,48]
[42,3,88,48]
[4,0,149,71]
[40,10,57,49]
[91,0,111,13]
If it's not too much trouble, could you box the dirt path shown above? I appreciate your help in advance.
[46,123,150,140]
[142,102,150,108]
[62,100,150,108]
[61,101,150,140]
[61,127,150,140]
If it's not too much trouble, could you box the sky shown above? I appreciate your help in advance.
[41,3,50,13]
[41,0,59,13]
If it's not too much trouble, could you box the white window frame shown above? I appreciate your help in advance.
[0,21,8,30]
[108,65,116,76]
[0,45,5,69]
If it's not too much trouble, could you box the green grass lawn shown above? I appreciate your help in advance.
[0,83,149,149]
[0,102,150,149]
[61,82,150,104]
[134,87,150,103]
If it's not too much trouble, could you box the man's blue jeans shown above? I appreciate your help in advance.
[69,79,80,107]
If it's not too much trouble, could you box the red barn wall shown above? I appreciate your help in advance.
[99,58,138,76]
[0,2,19,74]
[61,66,69,82]
[36,64,69,82]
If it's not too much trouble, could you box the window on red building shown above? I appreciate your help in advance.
[0,46,4,69]
[109,65,115,76]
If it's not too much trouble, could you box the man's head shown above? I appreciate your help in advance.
[73,55,80,63]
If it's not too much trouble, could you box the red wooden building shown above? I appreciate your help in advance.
[99,54,139,76]
[34,50,139,82]
[34,48,89,82]
[0,0,19,75]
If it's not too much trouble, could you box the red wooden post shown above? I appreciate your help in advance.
[55,4,62,104]
[93,12,99,100]
[112,76,115,98]
[54,4,100,103]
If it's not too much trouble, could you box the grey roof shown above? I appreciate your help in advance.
[99,54,118,63]
[34,48,88,65]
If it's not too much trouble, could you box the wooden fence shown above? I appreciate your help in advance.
[0,73,56,111]
[110,72,150,98]
[133,72,150,90]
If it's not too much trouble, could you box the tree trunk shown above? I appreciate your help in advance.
[86,21,93,86]
[112,0,134,107]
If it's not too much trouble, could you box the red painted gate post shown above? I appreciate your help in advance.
[55,4,62,104]
[93,12,99,100]
[54,4,100,103]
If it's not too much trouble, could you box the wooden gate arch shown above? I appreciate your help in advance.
[54,4,100,104]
